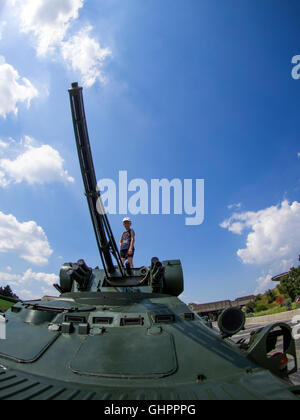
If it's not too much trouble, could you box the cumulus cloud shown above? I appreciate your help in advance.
[5,0,111,87]
[0,56,38,118]
[61,26,112,87]
[14,0,84,56]
[0,211,53,265]
[0,136,74,186]
[0,268,59,300]
[18,268,58,287]
[221,200,300,293]
[221,201,300,265]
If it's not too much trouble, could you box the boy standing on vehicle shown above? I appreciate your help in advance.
[119,217,135,268]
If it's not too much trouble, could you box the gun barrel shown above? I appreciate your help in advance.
[68,82,119,276]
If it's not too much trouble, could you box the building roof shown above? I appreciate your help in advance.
[189,295,255,314]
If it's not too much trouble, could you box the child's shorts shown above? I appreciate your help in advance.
[120,248,135,259]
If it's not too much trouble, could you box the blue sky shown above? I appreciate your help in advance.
[0,0,299,303]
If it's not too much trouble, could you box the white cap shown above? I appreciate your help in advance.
[122,217,131,223]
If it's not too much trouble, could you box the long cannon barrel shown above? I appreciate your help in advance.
[68,83,123,277]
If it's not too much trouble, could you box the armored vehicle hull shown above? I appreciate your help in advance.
[0,284,299,400]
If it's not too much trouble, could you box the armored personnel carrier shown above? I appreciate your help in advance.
[0,84,299,400]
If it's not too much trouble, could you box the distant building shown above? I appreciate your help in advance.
[189,295,255,320]
[271,272,289,282]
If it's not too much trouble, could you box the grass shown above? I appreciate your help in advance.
[0,299,14,312]
[247,302,300,318]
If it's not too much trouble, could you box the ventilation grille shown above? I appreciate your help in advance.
[64,315,87,324]
[92,317,113,325]
[120,317,144,326]
[155,314,175,323]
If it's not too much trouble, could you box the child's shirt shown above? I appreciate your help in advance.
[120,229,133,250]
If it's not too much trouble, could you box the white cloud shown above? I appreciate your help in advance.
[0,136,74,186]
[0,271,21,285]
[0,211,53,265]
[0,171,10,188]
[227,202,242,210]
[4,1,111,87]
[6,1,111,87]
[254,273,273,294]
[0,140,9,149]
[19,268,58,287]
[0,268,59,300]
[0,56,38,118]
[221,201,300,265]
[15,289,38,300]
[221,200,300,293]
[61,25,112,87]
[0,140,9,160]
[13,0,84,56]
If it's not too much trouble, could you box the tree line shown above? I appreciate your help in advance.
[245,265,300,314]
[0,285,19,300]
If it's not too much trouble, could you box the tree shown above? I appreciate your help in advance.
[266,289,276,304]
[276,295,285,306]
[245,300,256,314]
[0,285,19,300]
[277,266,300,302]
[255,303,268,312]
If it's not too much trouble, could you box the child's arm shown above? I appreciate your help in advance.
[129,230,135,251]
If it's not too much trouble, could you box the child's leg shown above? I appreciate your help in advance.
[127,256,134,268]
